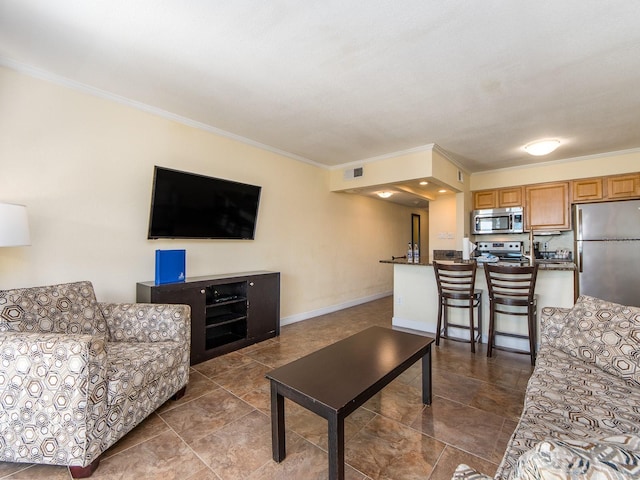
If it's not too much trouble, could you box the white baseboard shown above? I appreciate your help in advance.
[280,291,392,327]
[391,316,436,336]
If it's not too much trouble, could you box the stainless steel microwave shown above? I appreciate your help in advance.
[472,207,524,235]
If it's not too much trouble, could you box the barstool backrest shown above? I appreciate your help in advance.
[484,264,539,307]
[433,261,477,300]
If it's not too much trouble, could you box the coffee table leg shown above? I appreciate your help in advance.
[328,413,345,480]
[421,346,432,405]
[270,382,286,462]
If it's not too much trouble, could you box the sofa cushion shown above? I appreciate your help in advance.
[511,435,640,480]
[549,295,640,387]
[452,464,493,479]
[0,281,107,337]
[105,341,186,406]
[495,344,640,479]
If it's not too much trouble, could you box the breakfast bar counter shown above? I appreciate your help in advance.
[380,259,576,351]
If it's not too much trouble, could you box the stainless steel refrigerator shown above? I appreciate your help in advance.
[574,199,640,307]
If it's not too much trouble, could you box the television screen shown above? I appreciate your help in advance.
[148,166,261,239]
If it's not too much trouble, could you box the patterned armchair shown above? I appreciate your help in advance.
[0,281,190,478]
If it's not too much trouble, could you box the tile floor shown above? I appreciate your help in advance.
[0,296,534,479]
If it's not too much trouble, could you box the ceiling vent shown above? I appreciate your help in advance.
[343,166,364,180]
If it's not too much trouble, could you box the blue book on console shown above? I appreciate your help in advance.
[155,249,186,285]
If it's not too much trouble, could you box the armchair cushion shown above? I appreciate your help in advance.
[105,341,187,406]
[548,295,640,387]
[0,281,107,337]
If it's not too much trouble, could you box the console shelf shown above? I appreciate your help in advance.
[137,271,280,365]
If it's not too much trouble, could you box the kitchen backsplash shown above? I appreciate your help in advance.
[433,249,462,261]
[471,230,574,256]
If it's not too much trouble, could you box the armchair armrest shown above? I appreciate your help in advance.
[99,303,190,344]
[0,332,108,466]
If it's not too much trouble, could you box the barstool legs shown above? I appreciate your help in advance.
[436,294,482,352]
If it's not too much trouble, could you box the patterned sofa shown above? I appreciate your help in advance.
[0,281,190,478]
[454,295,640,479]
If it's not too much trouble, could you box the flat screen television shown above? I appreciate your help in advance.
[148,166,261,239]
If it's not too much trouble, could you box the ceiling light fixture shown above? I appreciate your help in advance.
[419,181,429,185]
[524,139,561,156]
[377,191,393,198]
[438,189,447,194]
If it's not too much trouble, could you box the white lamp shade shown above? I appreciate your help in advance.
[0,203,31,247]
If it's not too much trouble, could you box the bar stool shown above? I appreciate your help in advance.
[433,261,483,353]
[484,263,539,365]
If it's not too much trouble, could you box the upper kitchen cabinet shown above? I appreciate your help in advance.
[607,173,640,199]
[473,187,523,209]
[571,177,604,203]
[572,173,640,203]
[525,182,570,231]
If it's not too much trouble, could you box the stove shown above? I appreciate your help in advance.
[476,241,529,265]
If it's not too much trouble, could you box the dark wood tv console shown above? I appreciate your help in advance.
[136,271,280,365]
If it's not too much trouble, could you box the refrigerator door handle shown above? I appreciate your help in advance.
[577,241,583,273]
[576,206,583,242]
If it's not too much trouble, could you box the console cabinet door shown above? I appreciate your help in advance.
[247,273,280,339]
[525,182,570,231]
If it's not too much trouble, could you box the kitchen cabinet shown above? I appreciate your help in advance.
[571,177,604,203]
[607,173,640,199]
[525,182,570,231]
[136,271,280,365]
[572,174,640,203]
[473,187,522,209]
[473,190,496,209]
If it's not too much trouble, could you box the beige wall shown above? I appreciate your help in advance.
[425,194,457,260]
[329,148,433,191]
[0,67,415,323]
[470,150,640,191]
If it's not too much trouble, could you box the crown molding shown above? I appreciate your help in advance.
[0,57,329,169]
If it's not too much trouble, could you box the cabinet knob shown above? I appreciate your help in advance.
[249,282,254,286]
[200,289,205,294]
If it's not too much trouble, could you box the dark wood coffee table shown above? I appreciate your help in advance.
[266,326,434,480]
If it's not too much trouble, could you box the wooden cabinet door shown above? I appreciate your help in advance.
[247,273,280,339]
[572,178,604,203]
[525,182,570,231]
[473,190,497,209]
[607,174,640,199]
[498,187,523,207]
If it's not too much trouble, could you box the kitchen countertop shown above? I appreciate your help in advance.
[379,259,577,271]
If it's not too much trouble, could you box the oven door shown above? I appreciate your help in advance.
[473,213,513,234]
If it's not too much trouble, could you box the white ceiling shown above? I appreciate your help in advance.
[1,1,640,173]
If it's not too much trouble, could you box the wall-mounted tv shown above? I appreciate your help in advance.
[148,166,261,240]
